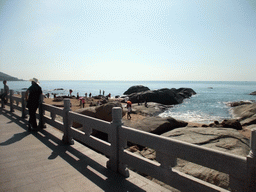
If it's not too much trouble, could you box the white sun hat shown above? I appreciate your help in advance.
[29,78,40,84]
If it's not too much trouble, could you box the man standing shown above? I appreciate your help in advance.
[25,78,42,131]
[0,80,9,105]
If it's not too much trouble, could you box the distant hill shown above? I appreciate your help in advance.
[0,72,23,81]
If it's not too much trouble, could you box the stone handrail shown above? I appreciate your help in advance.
[1,89,256,191]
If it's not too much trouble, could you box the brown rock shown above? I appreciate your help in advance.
[72,101,125,128]
[95,101,125,122]
[123,116,188,135]
[220,119,242,130]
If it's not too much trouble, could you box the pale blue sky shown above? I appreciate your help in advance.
[1,0,256,81]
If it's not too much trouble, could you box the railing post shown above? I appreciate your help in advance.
[10,90,14,112]
[21,91,27,118]
[247,129,256,191]
[62,99,74,144]
[107,107,129,177]
[1,89,4,108]
[39,94,46,129]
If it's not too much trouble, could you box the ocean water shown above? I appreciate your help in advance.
[3,80,256,124]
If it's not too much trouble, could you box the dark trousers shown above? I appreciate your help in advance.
[0,93,7,104]
[28,106,38,128]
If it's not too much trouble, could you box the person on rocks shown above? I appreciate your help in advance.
[144,96,148,108]
[126,101,132,120]
[82,98,85,108]
[0,80,9,106]
[69,89,73,97]
[25,78,42,131]
[137,95,141,105]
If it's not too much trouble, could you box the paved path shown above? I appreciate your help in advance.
[0,107,173,192]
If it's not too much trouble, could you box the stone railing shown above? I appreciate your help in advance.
[1,89,256,191]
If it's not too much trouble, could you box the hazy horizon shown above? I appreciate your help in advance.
[1,0,256,81]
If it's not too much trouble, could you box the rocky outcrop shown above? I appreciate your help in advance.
[220,119,243,130]
[127,88,196,105]
[240,114,256,126]
[123,85,150,95]
[95,101,125,121]
[128,127,250,190]
[231,102,256,127]
[72,101,125,128]
[163,127,249,190]
[123,102,172,116]
[162,127,249,153]
[229,100,253,107]
[249,91,256,95]
[123,116,188,135]
[209,119,242,130]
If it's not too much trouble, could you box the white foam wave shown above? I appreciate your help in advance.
[159,110,227,124]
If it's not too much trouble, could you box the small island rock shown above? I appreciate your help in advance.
[123,85,150,95]
[127,88,196,105]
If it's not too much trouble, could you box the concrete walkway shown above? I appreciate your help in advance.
[0,107,173,192]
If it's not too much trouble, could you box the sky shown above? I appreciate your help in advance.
[0,0,256,81]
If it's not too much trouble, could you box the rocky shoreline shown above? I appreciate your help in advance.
[44,85,256,190]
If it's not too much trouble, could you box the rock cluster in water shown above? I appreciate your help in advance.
[123,85,196,105]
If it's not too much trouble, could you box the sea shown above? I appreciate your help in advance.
[3,80,256,124]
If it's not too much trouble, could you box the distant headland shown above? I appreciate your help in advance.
[0,72,24,81]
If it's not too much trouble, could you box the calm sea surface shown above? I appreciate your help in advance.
[3,80,256,124]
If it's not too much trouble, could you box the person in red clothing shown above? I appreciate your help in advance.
[126,101,132,120]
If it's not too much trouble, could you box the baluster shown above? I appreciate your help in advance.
[62,99,74,144]
[21,91,26,118]
[247,129,256,191]
[10,90,14,112]
[107,107,129,177]
[51,112,56,120]
[1,89,4,108]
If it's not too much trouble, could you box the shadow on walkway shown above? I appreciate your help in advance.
[0,131,30,146]
[0,108,146,192]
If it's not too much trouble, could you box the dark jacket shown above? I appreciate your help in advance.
[27,83,42,108]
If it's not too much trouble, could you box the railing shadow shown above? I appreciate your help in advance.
[0,108,146,192]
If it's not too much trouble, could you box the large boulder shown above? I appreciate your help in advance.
[127,88,196,105]
[129,127,250,190]
[123,116,188,135]
[209,119,242,130]
[123,85,150,95]
[95,101,125,121]
[72,107,97,128]
[231,102,256,126]
[220,119,242,130]
[72,101,125,128]
[162,127,250,190]
[162,127,249,154]
[240,114,256,126]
